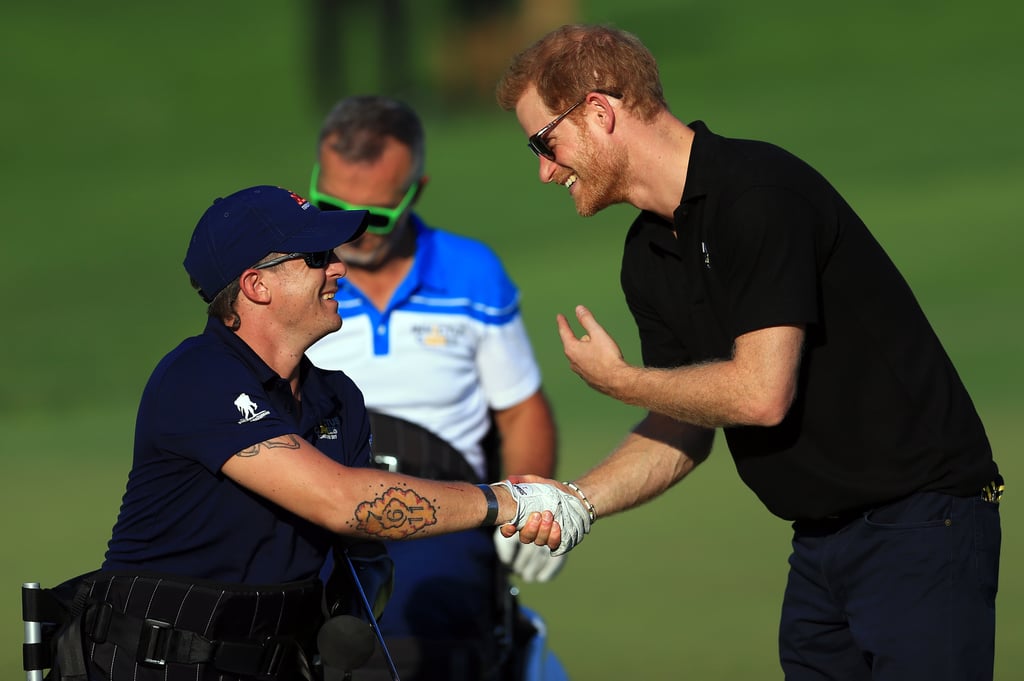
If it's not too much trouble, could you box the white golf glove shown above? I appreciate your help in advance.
[494,480,591,556]
[493,528,566,582]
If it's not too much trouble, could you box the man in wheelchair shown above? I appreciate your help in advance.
[21,184,585,681]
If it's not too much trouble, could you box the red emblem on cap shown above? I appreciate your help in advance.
[287,191,309,208]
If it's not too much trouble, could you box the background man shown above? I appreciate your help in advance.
[306,95,563,681]
[496,24,1003,681]
[79,185,578,681]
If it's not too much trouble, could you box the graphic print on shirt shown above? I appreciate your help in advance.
[412,322,469,349]
[234,393,271,424]
[317,417,340,441]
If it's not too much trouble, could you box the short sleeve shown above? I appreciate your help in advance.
[141,347,296,472]
[477,314,543,409]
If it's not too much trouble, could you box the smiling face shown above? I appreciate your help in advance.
[257,252,348,346]
[515,87,630,217]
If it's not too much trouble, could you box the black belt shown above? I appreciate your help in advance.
[795,475,1006,536]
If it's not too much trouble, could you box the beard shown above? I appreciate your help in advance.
[336,237,390,268]
[336,215,414,270]
[572,128,630,217]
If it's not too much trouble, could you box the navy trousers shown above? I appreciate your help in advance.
[779,491,1001,681]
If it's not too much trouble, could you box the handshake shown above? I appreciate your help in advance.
[494,478,596,558]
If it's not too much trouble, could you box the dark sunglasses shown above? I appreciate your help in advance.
[253,250,335,270]
[309,164,420,235]
[527,90,623,162]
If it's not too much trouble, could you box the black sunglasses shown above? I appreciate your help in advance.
[527,90,623,161]
[253,250,335,270]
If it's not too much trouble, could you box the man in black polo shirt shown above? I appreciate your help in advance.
[496,24,1003,680]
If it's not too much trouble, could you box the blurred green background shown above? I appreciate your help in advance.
[3,0,1021,678]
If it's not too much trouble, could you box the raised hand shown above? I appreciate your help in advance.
[556,305,629,398]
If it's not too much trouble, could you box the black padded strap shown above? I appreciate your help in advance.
[22,579,94,681]
[368,411,485,482]
[31,572,320,681]
[85,603,297,677]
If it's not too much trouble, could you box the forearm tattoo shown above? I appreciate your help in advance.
[353,485,439,540]
[236,434,302,458]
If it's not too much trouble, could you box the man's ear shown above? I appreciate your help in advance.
[412,176,429,205]
[589,92,617,134]
[238,269,272,304]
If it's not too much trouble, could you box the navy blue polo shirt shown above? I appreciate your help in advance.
[620,121,997,520]
[103,317,372,583]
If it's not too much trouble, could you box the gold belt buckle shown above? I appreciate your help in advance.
[981,478,1005,504]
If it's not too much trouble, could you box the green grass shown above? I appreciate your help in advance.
[3,0,1022,678]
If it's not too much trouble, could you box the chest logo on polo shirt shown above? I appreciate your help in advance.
[411,323,468,348]
[317,417,340,441]
[234,393,271,424]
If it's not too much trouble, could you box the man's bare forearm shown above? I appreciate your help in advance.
[573,413,713,518]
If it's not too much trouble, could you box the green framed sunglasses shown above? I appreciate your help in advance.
[309,163,420,235]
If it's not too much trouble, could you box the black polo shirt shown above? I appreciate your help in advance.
[104,317,372,583]
[620,121,997,520]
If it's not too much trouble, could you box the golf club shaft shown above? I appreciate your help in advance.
[343,550,401,681]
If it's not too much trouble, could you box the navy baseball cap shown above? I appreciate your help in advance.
[184,185,369,302]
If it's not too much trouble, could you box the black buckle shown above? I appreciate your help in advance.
[84,602,114,644]
[214,637,285,678]
[138,618,172,667]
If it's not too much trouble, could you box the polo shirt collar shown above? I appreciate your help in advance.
[203,316,312,387]
[679,120,719,206]
[636,120,720,248]
[336,213,441,309]
[407,214,446,294]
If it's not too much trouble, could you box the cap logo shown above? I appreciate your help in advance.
[287,190,312,210]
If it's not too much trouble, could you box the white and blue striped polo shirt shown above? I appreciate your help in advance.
[306,216,542,478]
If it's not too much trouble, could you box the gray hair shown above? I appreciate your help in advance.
[318,95,425,190]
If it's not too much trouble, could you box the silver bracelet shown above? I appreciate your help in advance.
[563,481,598,522]
[478,484,499,527]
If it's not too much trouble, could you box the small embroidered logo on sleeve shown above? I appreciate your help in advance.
[234,393,271,424]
